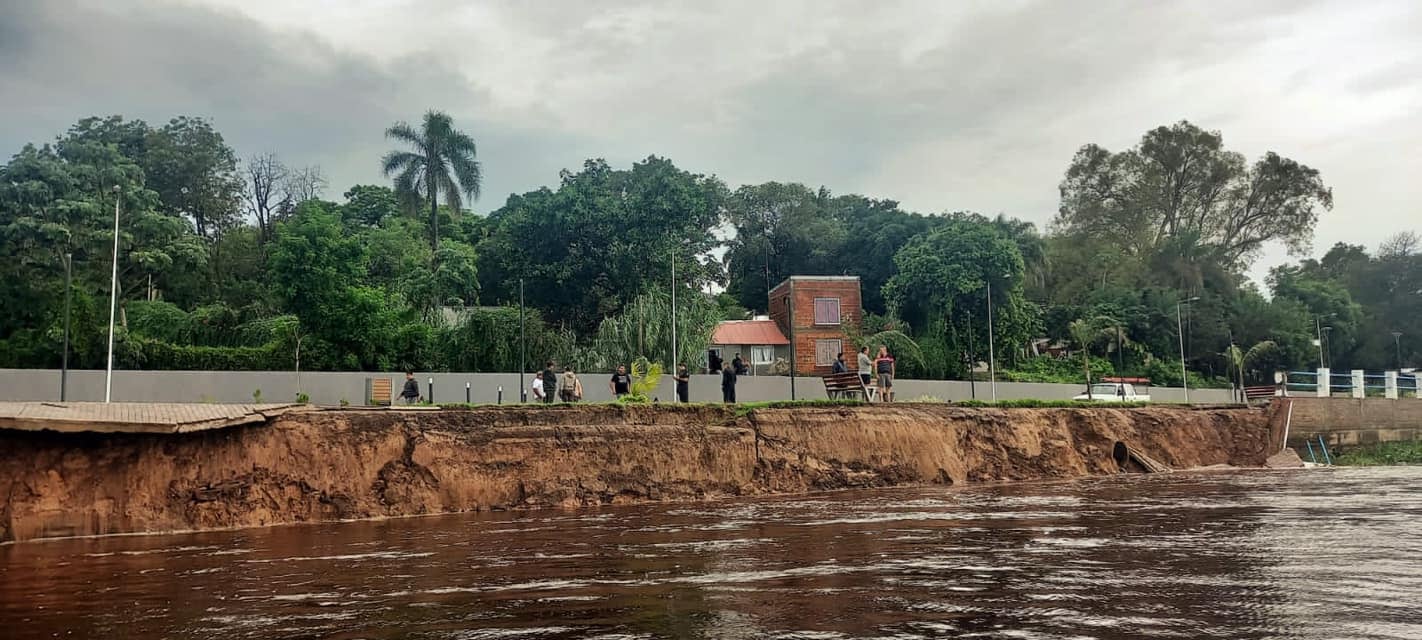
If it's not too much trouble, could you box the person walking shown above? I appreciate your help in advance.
[875,345,896,403]
[560,368,583,402]
[721,363,737,403]
[609,364,632,399]
[399,371,422,405]
[857,346,874,398]
[540,360,557,404]
[675,363,691,403]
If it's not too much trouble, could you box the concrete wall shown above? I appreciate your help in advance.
[0,368,1235,405]
[1284,396,1422,448]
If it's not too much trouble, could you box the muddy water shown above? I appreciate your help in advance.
[3,467,1420,639]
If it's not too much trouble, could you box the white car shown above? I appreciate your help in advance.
[1073,383,1150,402]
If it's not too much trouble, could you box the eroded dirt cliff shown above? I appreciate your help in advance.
[0,404,1272,543]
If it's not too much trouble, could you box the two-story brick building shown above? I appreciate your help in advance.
[767,276,863,375]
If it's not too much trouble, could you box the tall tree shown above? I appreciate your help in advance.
[141,116,243,240]
[1055,120,1332,270]
[381,110,482,251]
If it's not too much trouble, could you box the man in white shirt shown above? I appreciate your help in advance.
[531,376,545,402]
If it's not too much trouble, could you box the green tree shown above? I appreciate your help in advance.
[1056,120,1332,270]
[381,110,482,252]
[477,157,726,334]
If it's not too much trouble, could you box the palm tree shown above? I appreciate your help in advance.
[1069,316,1118,399]
[381,110,482,252]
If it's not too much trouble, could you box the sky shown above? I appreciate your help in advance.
[2,0,1419,285]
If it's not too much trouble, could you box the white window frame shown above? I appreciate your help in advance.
[750,345,774,365]
[814,339,842,367]
[813,297,842,325]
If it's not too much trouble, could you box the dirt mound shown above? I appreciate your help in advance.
[0,404,1272,543]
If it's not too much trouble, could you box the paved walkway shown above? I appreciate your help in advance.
[0,402,310,434]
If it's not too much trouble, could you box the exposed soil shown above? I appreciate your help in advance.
[0,404,1273,543]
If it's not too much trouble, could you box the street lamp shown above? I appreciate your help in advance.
[1177,296,1200,404]
[986,273,1010,403]
[1393,332,1404,370]
[104,186,121,403]
[1322,326,1333,370]
[61,252,72,401]
[1314,313,1335,368]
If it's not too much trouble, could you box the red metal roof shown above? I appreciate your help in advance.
[711,320,789,346]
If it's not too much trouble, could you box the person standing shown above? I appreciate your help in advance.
[857,347,874,395]
[530,375,546,402]
[540,360,557,404]
[708,351,723,374]
[832,352,848,374]
[732,353,748,376]
[721,363,737,403]
[400,371,421,405]
[560,368,583,402]
[675,363,691,403]
[875,345,896,403]
[609,364,632,398]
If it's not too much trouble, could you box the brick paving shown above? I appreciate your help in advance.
[0,402,310,434]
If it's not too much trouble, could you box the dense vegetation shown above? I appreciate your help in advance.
[1,114,1417,386]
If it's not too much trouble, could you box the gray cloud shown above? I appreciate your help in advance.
[2,0,1419,284]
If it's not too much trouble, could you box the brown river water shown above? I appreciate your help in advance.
[3,467,1421,639]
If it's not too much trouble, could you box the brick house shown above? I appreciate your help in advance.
[767,276,863,375]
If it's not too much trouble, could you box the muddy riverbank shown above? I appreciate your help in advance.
[0,404,1274,543]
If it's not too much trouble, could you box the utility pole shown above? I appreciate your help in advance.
[1177,296,1200,404]
[519,278,526,403]
[671,251,677,370]
[987,280,997,403]
[966,311,976,400]
[104,186,121,403]
[61,252,72,401]
[1393,332,1404,370]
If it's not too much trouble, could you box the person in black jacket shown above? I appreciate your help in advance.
[400,371,421,405]
[540,361,557,404]
[721,365,737,403]
[675,363,691,403]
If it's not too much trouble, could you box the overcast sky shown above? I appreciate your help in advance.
[3,0,1419,284]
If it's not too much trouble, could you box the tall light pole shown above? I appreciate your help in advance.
[1393,332,1404,370]
[1176,296,1200,404]
[61,252,72,401]
[1322,326,1333,369]
[985,274,1009,403]
[518,278,526,403]
[670,251,677,370]
[1315,316,1326,368]
[104,186,121,403]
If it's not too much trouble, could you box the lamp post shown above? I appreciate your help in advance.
[61,252,72,401]
[985,274,1009,403]
[1393,331,1404,370]
[518,278,526,403]
[1176,296,1200,404]
[104,186,121,403]
[1322,326,1333,369]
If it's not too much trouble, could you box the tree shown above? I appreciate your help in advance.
[381,110,482,252]
[243,152,285,244]
[1056,120,1332,270]
[141,116,244,240]
[477,157,727,334]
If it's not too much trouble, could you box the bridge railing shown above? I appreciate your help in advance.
[1285,368,1419,398]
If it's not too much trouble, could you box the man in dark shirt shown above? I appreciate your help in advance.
[708,352,723,373]
[732,353,748,376]
[540,361,558,404]
[674,363,690,403]
[609,365,632,398]
[831,352,848,374]
[400,371,421,405]
[721,365,737,403]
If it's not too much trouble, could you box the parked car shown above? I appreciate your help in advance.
[1073,383,1150,402]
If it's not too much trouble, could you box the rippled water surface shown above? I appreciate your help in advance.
[4,467,1422,639]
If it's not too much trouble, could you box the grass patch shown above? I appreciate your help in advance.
[1333,441,1422,466]
[734,398,867,416]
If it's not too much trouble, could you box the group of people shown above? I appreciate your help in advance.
[831,345,897,402]
[397,344,894,406]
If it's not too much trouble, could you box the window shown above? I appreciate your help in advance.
[815,339,842,367]
[813,298,841,325]
[750,345,774,365]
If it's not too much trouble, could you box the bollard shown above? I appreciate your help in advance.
[466,381,471,403]
[497,386,503,405]
[1351,370,1364,399]
[427,377,434,404]
[1316,367,1330,397]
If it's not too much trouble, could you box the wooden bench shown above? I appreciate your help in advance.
[1244,385,1278,402]
[823,372,871,401]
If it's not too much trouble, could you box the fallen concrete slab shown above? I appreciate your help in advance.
[0,402,311,435]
